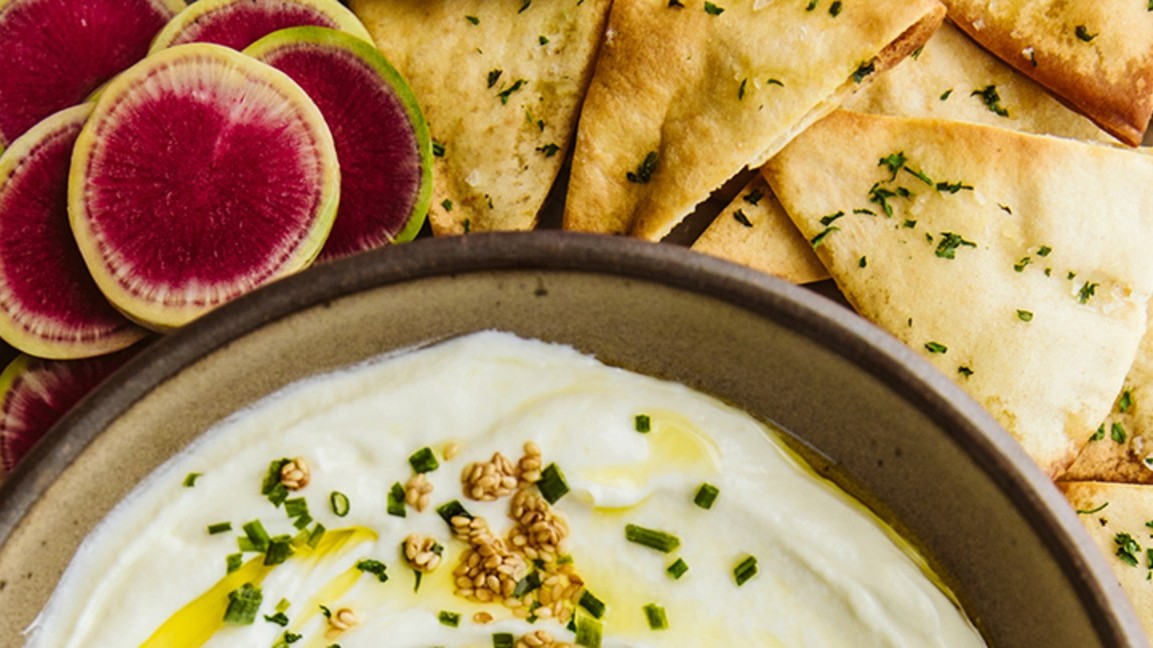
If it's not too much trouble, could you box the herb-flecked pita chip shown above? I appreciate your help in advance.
[563,0,945,241]
[764,110,1153,477]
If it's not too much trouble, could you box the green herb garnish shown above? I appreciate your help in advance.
[935,180,974,194]
[497,79,527,105]
[1075,25,1097,42]
[487,69,503,89]
[208,521,232,535]
[971,85,1009,117]
[743,189,764,204]
[409,447,440,473]
[538,463,570,504]
[441,199,453,212]
[626,151,659,184]
[733,209,753,227]
[574,612,603,647]
[704,2,724,15]
[330,491,350,517]
[1016,310,1033,322]
[1078,281,1099,304]
[733,555,758,586]
[644,603,669,630]
[536,143,561,157]
[819,210,844,226]
[1076,502,1109,515]
[828,0,842,16]
[438,610,461,627]
[306,523,326,548]
[1116,533,1142,566]
[579,590,607,618]
[666,557,689,579]
[851,59,876,83]
[264,535,295,566]
[512,571,541,597]
[693,483,719,509]
[183,472,202,487]
[242,519,270,552]
[493,633,515,648]
[738,78,747,100]
[1112,422,1128,444]
[431,141,446,157]
[284,497,309,519]
[437,499,474,525]
[223,582,263,625]
[625,524,680,553]
[226,552,243,574]
[635,414,652,432]
[1120,390,1134,413]
[356,558,389,583]
[924,341,948,354]
[465,15,479,25]
[940,88,953,101]
[1091,424,1106,442]
[809,226,839,248]
[878,151,907,180]
[934,232,976,259]
[264,611,289,626]
[387,482,407,517]
[957,366,974,377]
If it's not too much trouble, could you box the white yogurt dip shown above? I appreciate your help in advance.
[27,331,985,647]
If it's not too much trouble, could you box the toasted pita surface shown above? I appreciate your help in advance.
[1064,308,1153,484]
[351,0,611,235]
[764,110,1153,477]
[694,19,1108,284]
[1059,481,1153,639]
[563,0,945,241]
[942,0,1153,146]
[690,177,826,284]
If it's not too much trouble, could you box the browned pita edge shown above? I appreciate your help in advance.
[562,0,945,242]
[351,0,612,236]
[943,2,1153,146]
[1057,481,1153,640]
[691,176,828,284]
[1063,307,1153,484]
[764,110,1153,477]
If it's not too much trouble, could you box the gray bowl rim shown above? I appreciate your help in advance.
[0,230,1142,645]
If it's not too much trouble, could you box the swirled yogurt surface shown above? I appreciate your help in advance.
[27,331,985,647]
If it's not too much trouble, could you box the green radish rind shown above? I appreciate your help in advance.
[0,103,147,359]
[148,0,374,53]
[68,43,341,332]
[244,26,432,251]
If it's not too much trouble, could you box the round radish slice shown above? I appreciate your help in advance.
[0,345,139,475]
[149,0,373,53]
[0,0,184,152]
[68,43,340,331]
[0,104,146,359]
[247,26,431,261]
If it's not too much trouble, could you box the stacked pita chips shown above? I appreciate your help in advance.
[348,0,1153,635]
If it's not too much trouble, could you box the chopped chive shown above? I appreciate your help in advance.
[208,521,232,535]
[284,498,309,519]
[1120,390,1134,413]
[183,472,202,487]
[625,524,680,553]
[243,519,271,551]
[1116,533,1141,566]
[1076,502,1109,515]
[409,447,440,473]
[644,603,669,630]
[226,552,243,574]
[276,598,291,613]
[924,341,948,354]
[539,35,550,45]
[1016,310,1033,322]
[635,414,652,433]
[579,590,606,619]
[387,482,407,517]
[292,513,313,530]
[432,141,446,157]
[441,198,453,212]
[538,463,570,504]
[320,604,332,618]
[437,499,473,525]
[438,610,461,627]
[1075,25,1097,42]
[487,69,503,89]
[693,483,719,509]
[1037,245,1053,257]
[732,209,753,227]
[497,79,527,105]
[264,611,289,626]
[307,523,326,548]
[733,555,758,586]
[465,15,479,24]
[261,458,291,506]
[330,491,350,517]
[852,59,876,83]
[356,558,389,583]
[1091,425,1106,442]
[626,151,659,184]
[1112,422,1128,444]
[493,633,515,648]
[223,582,263,625]
[512,571,541,597]
[574,612,603,647]
[666,558,689,579]
[536,143,561,157]
[703,2,724,15]
[264,536,295,566]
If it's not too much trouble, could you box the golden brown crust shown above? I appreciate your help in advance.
[764,110,1153,477]
[942,0,1153,146]
[563,0,946,241]
[351,0,612,235]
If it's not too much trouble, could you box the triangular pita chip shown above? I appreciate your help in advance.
[764,110,1153,477]
[1064,308,1153,484]
[351,0,611,235]
[563,0,945,241]
[692,19,1107,282]
[942,0,1153,146]
[1058,481,1153,640]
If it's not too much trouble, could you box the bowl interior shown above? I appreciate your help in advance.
[0,232,1141,646]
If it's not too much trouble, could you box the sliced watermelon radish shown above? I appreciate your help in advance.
[68,43,340,331]
[246,27,431,261]
[149,0,372,53]
[0,0,184,152]
[0,104,147,359]
[0,344,139,475]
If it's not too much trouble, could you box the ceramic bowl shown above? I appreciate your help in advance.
[0,232,1142,646]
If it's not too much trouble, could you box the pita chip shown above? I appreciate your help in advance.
[1059,481,1153,639]
[942,0,1153,146]
[764,110,1153,477]
[1063,307,1153,484]
[351,0,611,235]
[563,0,945,241]
[693,19,1106,283]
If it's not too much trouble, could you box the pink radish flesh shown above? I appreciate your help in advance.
[169,2,344,50]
